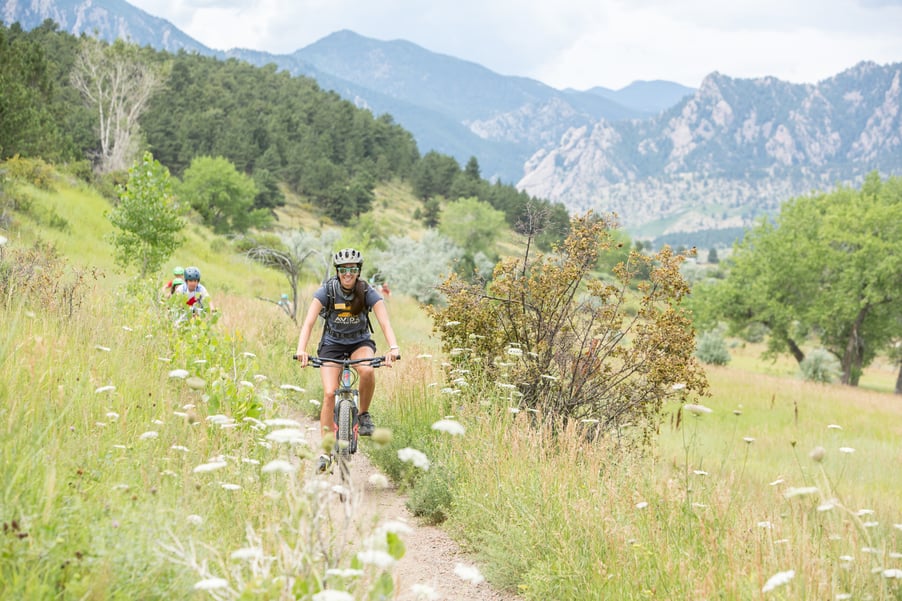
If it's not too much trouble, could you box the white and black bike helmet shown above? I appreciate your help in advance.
[332,248,363,267]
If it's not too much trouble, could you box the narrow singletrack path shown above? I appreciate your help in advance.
[301,417,519,600]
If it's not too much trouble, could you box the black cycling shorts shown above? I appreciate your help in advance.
[317,339,376,360]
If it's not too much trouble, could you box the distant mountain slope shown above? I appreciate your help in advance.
[229,30,652,182]
[584,80,696,115]
[1,0,211,54]
[519,62,902,237]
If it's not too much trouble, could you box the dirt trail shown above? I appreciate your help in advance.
[303,420,519,601]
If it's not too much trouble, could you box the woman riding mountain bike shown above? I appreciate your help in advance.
[295,248,401,474]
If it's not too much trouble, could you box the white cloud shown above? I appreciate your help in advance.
[129,0,902,89]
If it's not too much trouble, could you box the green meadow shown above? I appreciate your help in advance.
[2,175,900,600]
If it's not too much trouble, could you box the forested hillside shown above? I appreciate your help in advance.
[0,20,569,243]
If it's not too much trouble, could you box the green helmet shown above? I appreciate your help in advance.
[172,278,185,287]
[173,266,185,276]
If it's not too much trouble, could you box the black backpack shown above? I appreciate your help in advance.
[320,276,374,336]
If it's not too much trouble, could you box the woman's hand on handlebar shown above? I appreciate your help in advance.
[384,348,400,367]
[294,351,309,367]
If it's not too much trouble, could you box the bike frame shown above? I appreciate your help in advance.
[306,356,388,477]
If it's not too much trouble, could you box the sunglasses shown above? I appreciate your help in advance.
[337,266,360,275]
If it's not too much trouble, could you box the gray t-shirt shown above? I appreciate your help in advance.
[314,278,382,345]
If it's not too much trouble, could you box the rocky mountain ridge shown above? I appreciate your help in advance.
[520,63,902,237]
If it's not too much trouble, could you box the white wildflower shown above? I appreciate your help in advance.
[635,501,648,509]
[186,514,203,525]
[743,437,755,444]
[444,321,460,327]
[95,385,116,394]
[693,470,708,476]
[683,403,712,415]
[856,509,875,516]
[221,483,240,490]
[827,424,843,430]
[839,447,855,454]
[762,569,795,593]
[506,347,523,356]
[95,345,111,352]
[309,399,321,406]
[280,384,304,392]
[671,382,686,390]
[454,562,485,585]
[106,412,120,420]
[231,547,263,560]
[265,428,307,444]
[883,569,902,579]
[241,458,260,465]
[356,550,396,569]
[769,478,785,486]
[168,369,189,379]
[416,353,433,359]
[171,445,189,452]
[368,473,389,489]
[757,521,773,529]
[139,431,158,440]
[431,419,465,435]
[262,459,297,474]
[397,447,430,470]
[193,461,228,473]
[784,486,819,498]
[325,568,364,578]
[239,380,254,389]
[410,583,439,600]
[193,577,229,590]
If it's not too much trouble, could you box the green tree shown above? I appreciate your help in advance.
[0,23,64,159]
[107,152,184,277]
[411,151,459,200]
[697,172,902,385]
[438,196,505,258]
[178,156,269,234]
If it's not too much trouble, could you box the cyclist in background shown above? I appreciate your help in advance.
[295,248,400,474]
[162,266,184,298]
[174,266,213,315]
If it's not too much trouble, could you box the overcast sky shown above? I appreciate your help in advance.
[127,0,902,90]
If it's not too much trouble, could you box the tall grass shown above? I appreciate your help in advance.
[0,279,403,599]
[369,349,902,600]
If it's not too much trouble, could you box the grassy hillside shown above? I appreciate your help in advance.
[3,166,900,600]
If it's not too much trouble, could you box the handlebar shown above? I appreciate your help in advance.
[292,354,400,367]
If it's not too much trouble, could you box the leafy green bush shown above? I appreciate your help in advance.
[695,329,731,365]
[406,463,454,524]
[2,155,57,189]
[428,213,709,437]
[799,348,841,383]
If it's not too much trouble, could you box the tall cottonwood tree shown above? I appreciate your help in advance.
[695,172,902,386]
[71,38,163,173]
